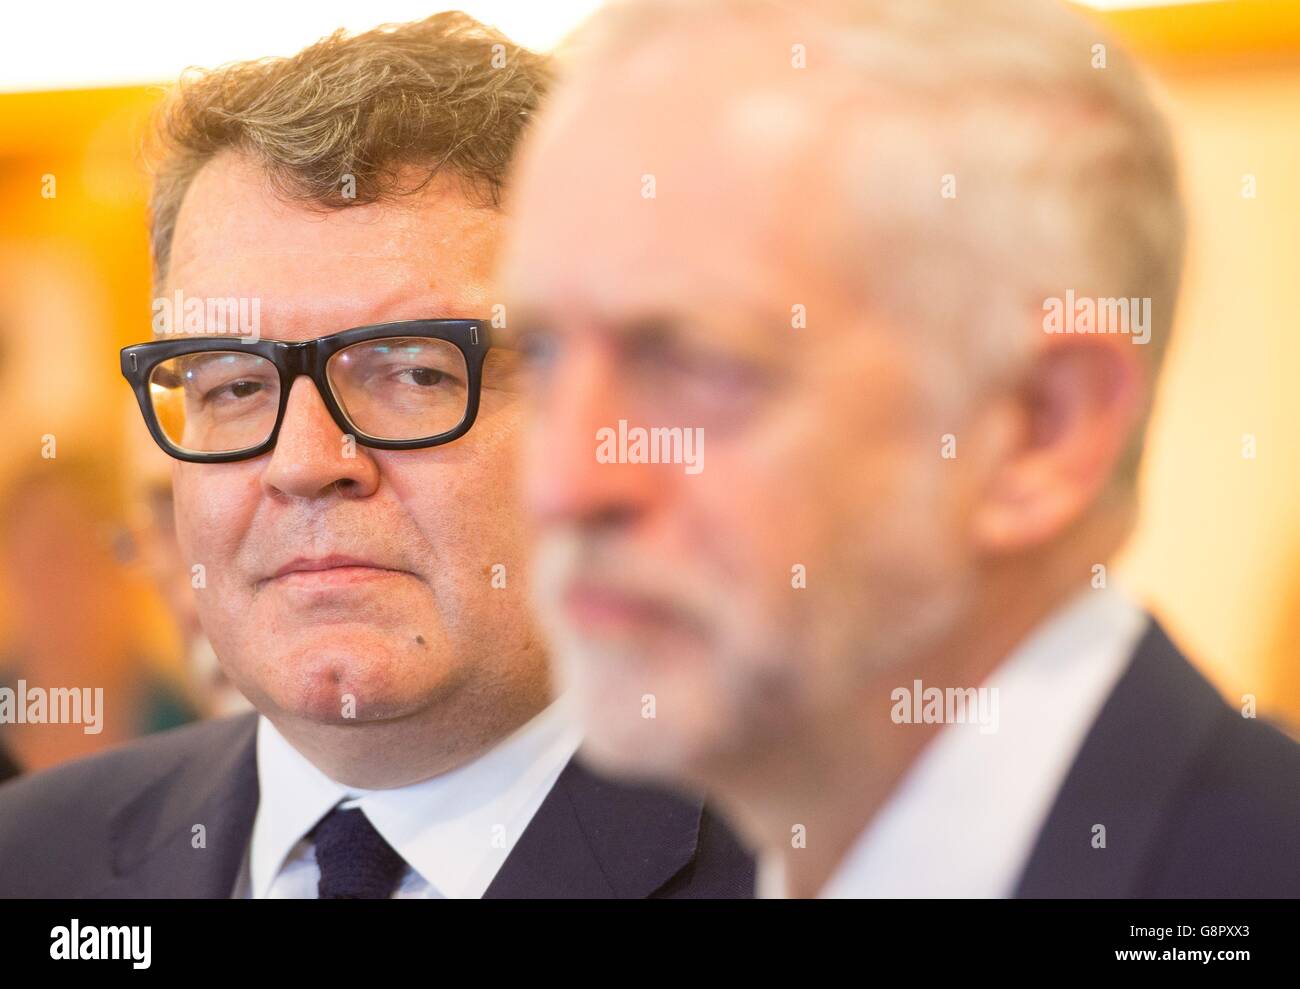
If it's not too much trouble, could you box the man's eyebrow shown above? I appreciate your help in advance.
[618,315,685,342]
[505,309,686,340]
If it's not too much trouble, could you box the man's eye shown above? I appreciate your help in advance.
[683,353,748,380]
[397,367,446,387]
[518,330,559,368]
[635,340,758,385]
[207,379,264,402]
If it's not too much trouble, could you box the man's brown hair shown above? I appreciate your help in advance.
[148,11,553,285]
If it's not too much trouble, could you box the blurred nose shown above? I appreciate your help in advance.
[525,338,653,532]
[260,377,380,500]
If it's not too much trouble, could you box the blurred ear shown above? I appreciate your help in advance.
[971,328,1147,554]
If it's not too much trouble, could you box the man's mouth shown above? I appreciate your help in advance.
[559,580,708,639]
[261,555,409,589]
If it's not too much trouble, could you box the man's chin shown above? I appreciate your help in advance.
[577,729,687,786]
[276,688,425,726]
[233,641,453,726]
[572,690,724,790]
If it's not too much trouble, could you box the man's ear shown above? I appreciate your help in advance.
[970,329,1147,554]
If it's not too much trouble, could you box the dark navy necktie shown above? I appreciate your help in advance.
[311,805,408,899]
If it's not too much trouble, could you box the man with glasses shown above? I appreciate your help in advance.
[0,13,753,899]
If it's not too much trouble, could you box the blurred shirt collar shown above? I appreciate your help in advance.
[760,586,1149,898]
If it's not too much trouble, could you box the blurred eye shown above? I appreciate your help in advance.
[517,328,560,369]
[629,336,765,391]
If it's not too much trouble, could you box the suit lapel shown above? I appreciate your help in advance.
[1014,619,1227,897]
[94,713,260,897]
[89,715,702,898]
[485,757,703,898]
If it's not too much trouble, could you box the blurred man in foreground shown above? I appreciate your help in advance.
[0,13,752,899]
[507,0,1300,897]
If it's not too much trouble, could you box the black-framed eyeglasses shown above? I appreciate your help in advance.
[121,318,491,463]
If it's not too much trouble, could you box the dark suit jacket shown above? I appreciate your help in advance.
[0,741,19,786]
[2,618,1294,898]
[0,713,754,898]
[1014,619,1300,897]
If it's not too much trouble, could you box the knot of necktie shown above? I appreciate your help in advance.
[311,805,408,899]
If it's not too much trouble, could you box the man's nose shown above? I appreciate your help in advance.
[260,377,380,499]
[525,341,653,531]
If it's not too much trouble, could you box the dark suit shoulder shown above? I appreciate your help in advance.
[0,713,255,804]
[1017,620,1300,898]
[0,713,257,897]
[1146,706,1300,897]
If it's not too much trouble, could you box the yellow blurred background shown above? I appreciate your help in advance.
[0,0,1296,773]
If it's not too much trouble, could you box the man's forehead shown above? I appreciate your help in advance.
[170,153,500,271]
[164,155,503,336]
[170,201,465,272]
[531,64,819,177]
[507,255,786,322]
[164,247,491,340]
[507,46,844,263]
[169,247,455,300]
[506,102,848,329]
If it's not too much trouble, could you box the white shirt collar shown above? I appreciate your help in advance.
[249,695,581,899]
[761,586,1149,898]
